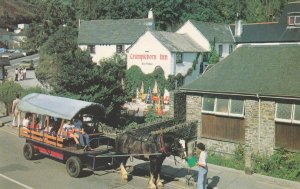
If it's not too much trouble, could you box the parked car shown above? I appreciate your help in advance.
[19,59,34,70]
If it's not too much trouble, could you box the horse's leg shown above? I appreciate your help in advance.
[119,157,129,181]
[156,156,165,188]
[148,157,157,189]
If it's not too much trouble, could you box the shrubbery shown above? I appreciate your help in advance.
[253,148,300,181]
[207,143,245,170]
[0,81,46,115]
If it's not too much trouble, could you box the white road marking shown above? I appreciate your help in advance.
[0,173,34,189]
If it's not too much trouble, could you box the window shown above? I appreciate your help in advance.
[88,45,95,54]
[216,98,229,114]
[288,16,300,26]
[229,45,233,53]
[218,45,223,57]
[296,16,300,25]
[176,53,183,63]
[116,45,124,53]
[275,103,300,124]
[203,53,209,62]
[202,97,215,112]
[202,97,244,117]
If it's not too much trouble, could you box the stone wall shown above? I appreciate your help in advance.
[169,91,186,120]
[258,100,275,155]
[244,99,275,155]
[185,95,202,156]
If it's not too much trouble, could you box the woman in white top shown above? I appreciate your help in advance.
[197,142,208,189]
[62,120,80,148]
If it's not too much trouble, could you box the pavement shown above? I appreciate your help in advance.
[1,116,300,189]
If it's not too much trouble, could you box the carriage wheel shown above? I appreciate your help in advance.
[23,143,35,160]
[66,156,82,178]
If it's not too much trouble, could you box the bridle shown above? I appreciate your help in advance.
[159,132,183,156]
[159,132,168,154]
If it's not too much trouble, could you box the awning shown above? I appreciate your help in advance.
[18,93,105,120]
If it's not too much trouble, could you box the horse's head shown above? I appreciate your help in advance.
[160,133,186,159]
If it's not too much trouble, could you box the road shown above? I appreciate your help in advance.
[0,126,190,189]
[4,54,43,89]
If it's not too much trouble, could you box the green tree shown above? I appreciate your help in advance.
[208,49,219,65]
[25,0,76,52]
[0,81,23,115]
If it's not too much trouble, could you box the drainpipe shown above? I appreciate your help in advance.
[257,93,261,152]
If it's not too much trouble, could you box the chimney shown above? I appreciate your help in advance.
[148,8,153,19]
[235,19,243,37]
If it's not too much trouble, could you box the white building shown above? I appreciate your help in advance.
[78,11,155,64]
[127,31,206,78]
[176,20,235,61]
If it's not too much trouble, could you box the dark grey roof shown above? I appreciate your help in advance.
[189,20,234,43]
[231,2,300,43]
[279,2,300,24]
[78,19,154,45]
[231,23,300,43]
[150,31,206,52]
[181,45,300,98]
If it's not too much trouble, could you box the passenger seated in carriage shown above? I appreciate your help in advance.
[22,112,32,128]
[62,120,81,149]
[27,117,40,131]
[73,116,93,151]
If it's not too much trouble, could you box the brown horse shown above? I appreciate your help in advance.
[115,132,186,189]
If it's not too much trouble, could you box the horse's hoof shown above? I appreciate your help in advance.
[148,184,156,189]
[157,182,164,188]
[122,176,128,181]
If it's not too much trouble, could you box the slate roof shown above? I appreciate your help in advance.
[189,20,234,43]
[230,23,300,43]
[279,1,300,24]
[0,57,10,66]
[181,45,300,98]
[78,19,154,45]
[150,31,206,52]
[230,2,300,43]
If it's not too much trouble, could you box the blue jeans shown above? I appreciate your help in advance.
[197,167,208,189]
[78,133,90,147]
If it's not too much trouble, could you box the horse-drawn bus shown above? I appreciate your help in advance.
[18,93,116,177]
[18,93,187,188]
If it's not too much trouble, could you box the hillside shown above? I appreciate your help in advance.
[0,0,35,29]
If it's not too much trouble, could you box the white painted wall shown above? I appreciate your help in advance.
[79,44,131,64]
[175,52,198,76]
[176,21,210,51]
[215,43,234,60]
[127,32,172,78]
[127,31,200,78]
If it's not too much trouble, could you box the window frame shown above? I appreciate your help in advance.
[176,53,183,64]
[218,45,223,57]
[229,45,233,53]
[275,103,300,124]
[288,16,300,26]
[88,45,95,54]
[116,44,124,53]
[201,97,245,118]
[295,16,300,25]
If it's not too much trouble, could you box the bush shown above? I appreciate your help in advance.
[0,81,23,115]
[207,144,245,170]
[253,148,300,181]
[0,81,46,115]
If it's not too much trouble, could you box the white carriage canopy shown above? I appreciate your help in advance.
[18,93,105,120]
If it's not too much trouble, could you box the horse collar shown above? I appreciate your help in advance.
[159,133,167,154]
